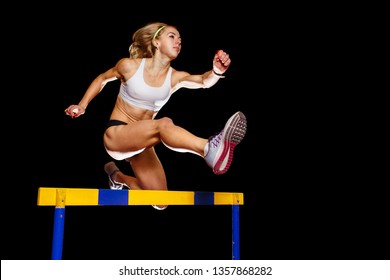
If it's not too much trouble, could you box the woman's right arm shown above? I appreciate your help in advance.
[64,60,126,118]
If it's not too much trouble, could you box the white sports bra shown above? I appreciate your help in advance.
[119,58,172,111]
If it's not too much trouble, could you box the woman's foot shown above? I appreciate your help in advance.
[152,205,168,210]
[204,111,247,174]
[104,162,166,210]
[104,161,129,190]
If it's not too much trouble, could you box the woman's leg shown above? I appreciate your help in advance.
[129,147,168,209]
[104,161,143,190]
[128,147,167,191]
[158,112,247,174]
[104,111,247,176]
[104,149,167,191]
[105,147,168,209]
[104,117,208,157]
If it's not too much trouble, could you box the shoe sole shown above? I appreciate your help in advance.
[213,111,247,174]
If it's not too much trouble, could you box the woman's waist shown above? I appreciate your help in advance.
[112,96,156,122]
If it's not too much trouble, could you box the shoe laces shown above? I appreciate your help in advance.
[209,131,223,148]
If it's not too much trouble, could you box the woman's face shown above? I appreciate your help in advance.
[157,26,182,59]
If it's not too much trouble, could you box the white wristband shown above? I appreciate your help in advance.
[203,70,224,88]
[213,65,225,76]
[212,70,225,77]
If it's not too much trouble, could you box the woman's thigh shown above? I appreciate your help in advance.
[128,147,168,191]
[104,119,162,153]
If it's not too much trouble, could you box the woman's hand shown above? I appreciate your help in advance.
[213,50,231,75]
[64,105,85,118]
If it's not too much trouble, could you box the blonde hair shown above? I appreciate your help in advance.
[129,22,174,58]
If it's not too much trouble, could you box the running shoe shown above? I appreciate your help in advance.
[204,111,247,175]
[152,205,168,210]
[104,161,129,190]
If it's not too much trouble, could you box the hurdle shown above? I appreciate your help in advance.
[37,187,244,260]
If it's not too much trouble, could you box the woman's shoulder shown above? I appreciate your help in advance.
[117,58,143,72]
[117,57,142,66]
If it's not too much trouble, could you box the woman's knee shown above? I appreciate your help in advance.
[157,117,174,129]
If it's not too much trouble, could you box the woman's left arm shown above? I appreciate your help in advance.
[170,50,231,93]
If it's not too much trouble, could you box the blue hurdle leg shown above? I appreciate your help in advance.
[232,205,240,260]
[50,189,66,260]
[51,207,65,260]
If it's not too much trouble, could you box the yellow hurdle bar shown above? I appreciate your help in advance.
[37,187,244,206]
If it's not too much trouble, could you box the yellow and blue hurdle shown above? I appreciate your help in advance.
[37,187,244,260]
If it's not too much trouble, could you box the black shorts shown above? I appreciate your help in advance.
[106,119,127,130]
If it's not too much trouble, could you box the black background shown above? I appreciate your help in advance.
[3,4,387,260]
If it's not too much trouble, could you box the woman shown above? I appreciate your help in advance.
[64,22,247,209]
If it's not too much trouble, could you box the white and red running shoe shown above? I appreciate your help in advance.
[204,111,247,175]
